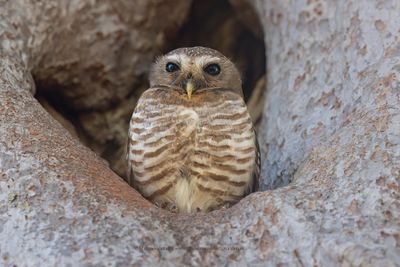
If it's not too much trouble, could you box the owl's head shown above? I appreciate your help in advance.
[149,47,243,99]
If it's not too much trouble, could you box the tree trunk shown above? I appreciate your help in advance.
[0,0,399,266]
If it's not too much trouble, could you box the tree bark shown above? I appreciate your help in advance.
[0,0,399,266]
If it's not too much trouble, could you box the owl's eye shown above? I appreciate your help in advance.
[165,62,180,72]
[204,64,221,76]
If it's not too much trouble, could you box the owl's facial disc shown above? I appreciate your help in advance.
[150,47,243,98]
[163,54,224,99]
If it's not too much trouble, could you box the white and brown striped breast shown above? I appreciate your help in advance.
[128,87,258,213]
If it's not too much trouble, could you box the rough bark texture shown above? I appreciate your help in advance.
[0,0,399,266]
[1,0,194,179]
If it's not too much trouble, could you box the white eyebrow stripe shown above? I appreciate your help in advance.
[165,54,190,69]
[194,56,220,68]
[165,54,181,62]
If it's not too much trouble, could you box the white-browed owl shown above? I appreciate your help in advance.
[127,46,260,213]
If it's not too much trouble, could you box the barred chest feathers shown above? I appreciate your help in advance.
[128,87,257,213]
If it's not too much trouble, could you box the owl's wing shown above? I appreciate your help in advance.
[252,127,261,192]
[126,138,134,186]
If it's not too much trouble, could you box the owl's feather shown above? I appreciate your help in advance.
[127,47,259,213]
[128,87,258,212]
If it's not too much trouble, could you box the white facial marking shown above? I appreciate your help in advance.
[194,56,220,69]
[165,54,190,69]
[166,54,220,75]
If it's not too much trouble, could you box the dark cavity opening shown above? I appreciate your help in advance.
[35,0,266,183]
[165,0,265,103]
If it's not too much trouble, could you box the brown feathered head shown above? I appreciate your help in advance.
[149,47,243,99]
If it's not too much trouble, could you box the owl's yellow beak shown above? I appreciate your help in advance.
[185,81,194,100]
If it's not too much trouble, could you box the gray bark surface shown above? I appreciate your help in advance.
[0,0,399,266]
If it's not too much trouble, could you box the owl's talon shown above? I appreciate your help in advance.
[166,203,178,213]
[221,203,232,210]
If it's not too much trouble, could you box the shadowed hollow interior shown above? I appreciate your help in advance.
[34,0,266,191]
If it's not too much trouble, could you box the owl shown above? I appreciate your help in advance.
[127,47,260,213]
